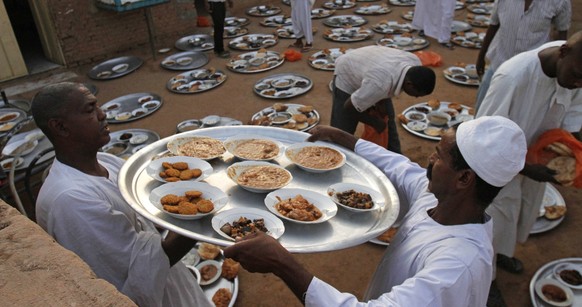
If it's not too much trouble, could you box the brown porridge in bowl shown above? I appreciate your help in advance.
[177,137,225,159]
[294,146,343,170]
[233,139,279,160]
[236,165,291,189]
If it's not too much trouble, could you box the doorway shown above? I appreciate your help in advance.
[3,0,61,75]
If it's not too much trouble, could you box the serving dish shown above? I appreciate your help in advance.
[100,129,160,159]
[323,15,367,27]
[328,182,384,212]
[160,51,209,71]
[466,13,491,27]
[211,207,285,241]
[443,66,480,86]
[175,34,214,52]
[250,103,320,131]
[149,181,229,220]
[223,135,284,161]
[227,161,292,193]
[371,21,414,34]
[308,47,351,71]
[221,26,249,38]
[146,156,213,183]
[101,93,162,123]
[253,73,313,99]
[166,136,226,160]
[265,188,338,224]
[451,31,485,49]
[322,0,356,10]
[354,4,391,15]
[117,126,399,252]
[530,183,567,234]
[228,34,278,51]
[260,15,292,27]
[399,101,474,141]
[196,260,222,286]
[400,10,414,21]
[224,16,251,27]
[376,34,429,52]
[323,27,373,42]
[451,20,473,33]
[275,25,318,39]
[246,5,282,17]
[226,50,284,73]
[166,68,227,94]
[311,8,335,19]
[88,56,143,80]
[533,278,575,307]
[285,142,346,173]
[467,3,494,14]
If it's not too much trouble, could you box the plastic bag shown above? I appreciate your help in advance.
[526,129,582,188]
[283,49,302,62]
[197,16,211,27]
[361,115,389,148]
[413,51,442,67]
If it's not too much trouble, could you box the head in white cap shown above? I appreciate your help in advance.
[456,116,527,187]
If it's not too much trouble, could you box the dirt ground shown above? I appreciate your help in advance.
[2,1,581,306]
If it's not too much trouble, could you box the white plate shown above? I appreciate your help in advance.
[196,260,223,286]
[2,139,38,156]
[211,207,285,241]
[129,133,149,145]
[223,135,284,161]
[24,131,45,142]
[531,183,566,234]
[149,181,228,220]
[167,136,226,160]
[0,157,25,170]
[264,188,338,224]
[226,161,292,193]
[146,156,213,183]
[552,263,582,290]
[185,265,202,285]
[327,182,384,212]
[534,278,574,307]
[285,142,346,173]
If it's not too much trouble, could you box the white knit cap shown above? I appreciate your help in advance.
[456,116,527,187]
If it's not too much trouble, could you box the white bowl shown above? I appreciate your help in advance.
[227,161,292,193]
[211,207,285,241]
[149,181,228,220]
[404,111,426,122]
[186,265,202,285]
[465,64,478,78]
[24,131,45,142]
[534,278,574,307]
[129,133,149,145]
[101,102,121,111]
[271,78,295,90]
[327,183,384,212]
[112,63,129,73]
[427,111,451,126]
[223,135,284,161]
[196,260,222,286]
[1,157,24,170]
[146,156,213,183]
[142,100,161,110]
[101,141,128,156]
[407,121,428,132]
[2,139,38,156]
[166,136,226,160]
[394,36,412,46]
[553,263,582,290]
[285,142,346,173]
[265,188,338,224]
[131,108,148,117]
[177,57,193,66]
[115,112,132,121]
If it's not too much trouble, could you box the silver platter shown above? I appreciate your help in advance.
[323,15,367,28]
[354,4,392,15]
[311,8,335,19]
[260,15,293,27]
[101,128,160,159]
[322,0,356,10]
[443,66,480,86]
[224,17,251,27]
[529,257,582,306]
[324,27,373,42]
[160,51,209,71]
[88,56,143,80]
[451,20,472,33]
[389,0,416,6]
[400,101,474,141]
[246,5,282,17]
[174,34,214,52]
[253,73,313,99]
[117,126,400,253]
[376,35,430,52]
[101,92,163,124]
[228,34,278,51]
[226,50,285,74]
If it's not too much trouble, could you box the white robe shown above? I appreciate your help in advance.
[477,41,582,256]
[412,0,456,43]
[290,0,315,43]
[36,153,212,307]
[305,140,493,307]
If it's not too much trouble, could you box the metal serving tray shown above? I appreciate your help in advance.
[118,126,399,253]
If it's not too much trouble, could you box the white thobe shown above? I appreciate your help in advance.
[477,41,582,256]
[334,46,420,112]
[36,153,212,307]
[412,0,456,43]
[305,140,493,307]
[290,0,315,43]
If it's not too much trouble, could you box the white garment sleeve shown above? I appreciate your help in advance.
[561,91,582,133]
[47,190,170,306]
[476,72,516,118]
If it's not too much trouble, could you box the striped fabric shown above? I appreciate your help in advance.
[486,0,571,70]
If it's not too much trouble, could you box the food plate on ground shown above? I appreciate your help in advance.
[166,68,227,94]
[389,0,415,6]
[224,16,251,27]
[167,136,226,160]
[260,15,293,27]
[101,129,159,158]
[146,156,213,183]
[228,34,278,51]
[149,181,228,220]
[250,103,320,131]
[246,5,282,17]
[223,135,284,161]
[275,25,318,39]
[354,4,391,15]
[285,142,346,173]
[311,8,335,19]
[323,15,367,27]
[371,20,415,34]
[451,31,485,49]
[376,34,429,52]
[226,50,284,73]
[400,10,414,21]
[308,47,351,71]
[534,278,574,307]
[220,26,249,38]
[327,182,384,212]
[88,56,143,80]
[265,188,338,224]
[323,27,373,42]
[253,73,313,99]
[466,13,491,27]
[101,92,163,123]
[227,161,293,193]
[399,100,475,141]
[451,20,473,33]
[455,1,465,10]
[467,3,494,14]
[322,0,356,10]
[160,51,209,71]
[211,207,285,241]
[369,227,399,246]
[174,34,214,52]
[531,183,567,234]
[443,66,480,86]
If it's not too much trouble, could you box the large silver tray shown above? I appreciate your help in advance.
[529,258,582,306]
[88,56,143,80]
[118,126,400,253]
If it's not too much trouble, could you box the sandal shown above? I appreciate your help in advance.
[440,42,455,50]
[288,42,303,49]
[301,44,313,53]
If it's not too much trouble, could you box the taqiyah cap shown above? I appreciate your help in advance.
[456,116,527,187]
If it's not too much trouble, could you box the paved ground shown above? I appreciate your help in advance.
[2,1,581,306]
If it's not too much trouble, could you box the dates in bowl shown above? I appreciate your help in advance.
[327,182,384,212]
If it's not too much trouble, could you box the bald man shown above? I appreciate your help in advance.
[477,31,582,274]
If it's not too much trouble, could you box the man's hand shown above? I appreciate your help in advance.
[521,163,559,184]
[307,125,357,150]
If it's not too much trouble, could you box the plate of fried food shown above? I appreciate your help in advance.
[368,226,399,246]
[227,161,293,193]
[327,182,384,212]
[149,181,229,220]
[531,183,567,234]
[146,156,213,183]
[265,188,338,224]
[212,207,286,241]
[285,142,346,173]
[167,136,226,160]
[224,135,284,161]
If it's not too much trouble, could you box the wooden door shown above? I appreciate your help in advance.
[0,0,28,82]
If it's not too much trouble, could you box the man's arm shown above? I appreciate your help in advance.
[161,231,199,266]
[476,23,499,76]
[520,163,559,184]
[343,97,386,133]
